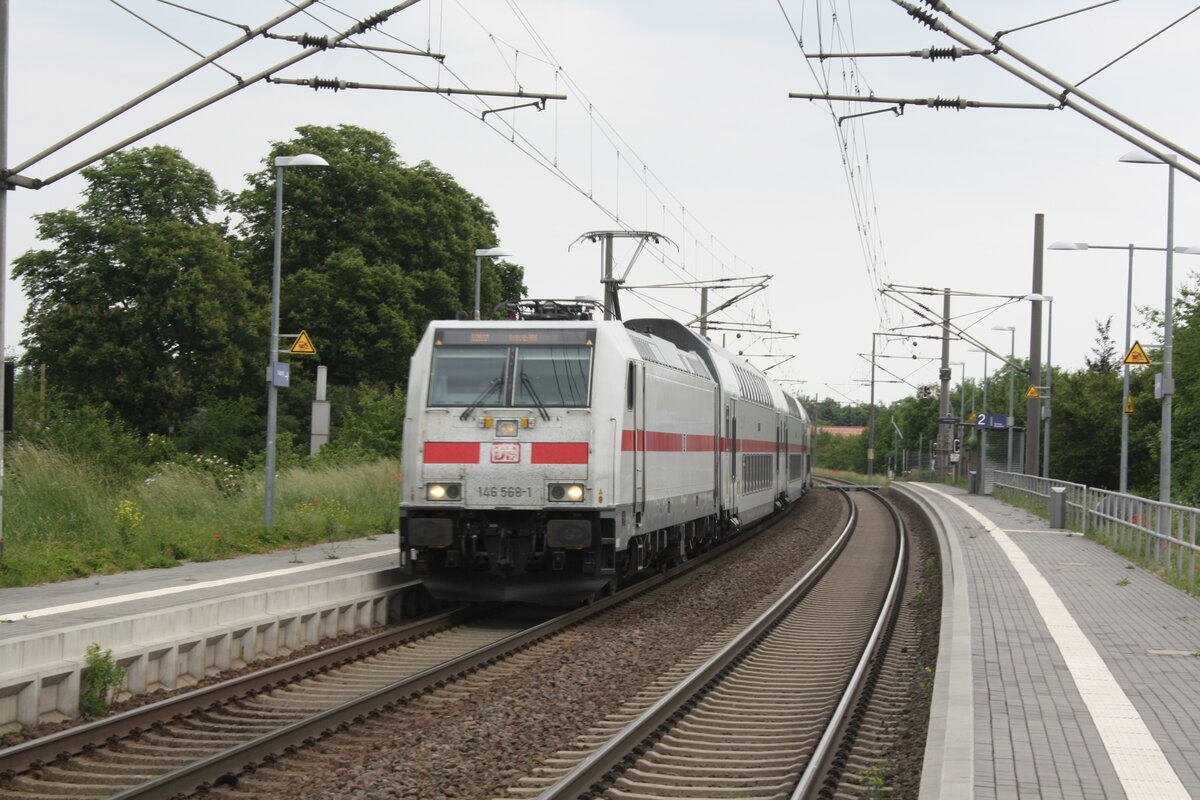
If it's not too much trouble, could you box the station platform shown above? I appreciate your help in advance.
[0,533,410,730]
[899,482,1200,800]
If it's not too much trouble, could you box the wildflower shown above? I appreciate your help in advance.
[114,499,145,528]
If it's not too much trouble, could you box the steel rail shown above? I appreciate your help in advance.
[104,504,799,799]
[532,487,859,798]
[0,604,484,777]
[2,502,799,798]
[791,487,909,798]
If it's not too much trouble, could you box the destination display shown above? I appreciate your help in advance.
[435,328,595,346]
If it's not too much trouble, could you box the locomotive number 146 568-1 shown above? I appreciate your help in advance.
[476,485,535,500]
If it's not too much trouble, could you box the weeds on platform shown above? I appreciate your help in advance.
[80,643,126,718]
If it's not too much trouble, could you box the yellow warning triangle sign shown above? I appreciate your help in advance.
[1124,394,1135,415]
[1025,385,1040,399]
[289,329,318,356]
[1123,340,1151,365]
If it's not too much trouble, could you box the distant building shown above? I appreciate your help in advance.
[817,426,866,437]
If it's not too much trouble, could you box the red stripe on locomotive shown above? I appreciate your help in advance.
[423,442,481,463]
[531,442,589,464]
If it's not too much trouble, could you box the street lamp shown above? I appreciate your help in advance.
[474,248,512,320]
[1120,150,1180,504]
[264,153,329,528]
[1047,240,1200,493]
[1024,294,1053,478]
[992,325,1016,473]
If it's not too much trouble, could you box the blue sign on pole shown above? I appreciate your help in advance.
[975,413,1009,430]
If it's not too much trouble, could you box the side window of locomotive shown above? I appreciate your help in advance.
[513,346,593,407]
[428,346,509,406]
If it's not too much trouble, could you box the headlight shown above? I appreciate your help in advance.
[548,483,585,502]
[426,482,462,501]
[496,419,520,438]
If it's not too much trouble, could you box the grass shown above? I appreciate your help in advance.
[814,467,891,488]
[0,443,402,588]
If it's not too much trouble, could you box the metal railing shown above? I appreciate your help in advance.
[993,470,1199,589]
[992,471,1088,530]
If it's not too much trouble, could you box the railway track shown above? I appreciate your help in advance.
[0,605,542,799]
[506,484,907,800]
[0,495,807,800]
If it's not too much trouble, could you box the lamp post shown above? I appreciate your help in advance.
[1119,150,1183,504]
[969,347,989,489]
[992,326,1016,473]
[474,247,512,320]
[1047,241,1200,493]
[1024,295,1054,478]
[264,153,329,528]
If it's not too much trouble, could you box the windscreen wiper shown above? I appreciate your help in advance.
[520,372,552,421]
[460,377,502,420]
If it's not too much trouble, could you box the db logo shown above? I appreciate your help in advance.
[490,443,521,463]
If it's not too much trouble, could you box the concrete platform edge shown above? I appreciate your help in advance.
[889,482,974,799]
[0,568,411,731]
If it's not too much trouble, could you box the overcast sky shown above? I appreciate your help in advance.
[7,1,1200,408]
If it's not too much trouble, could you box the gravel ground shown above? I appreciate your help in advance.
[844,487,943,799]
[221,488,875,800]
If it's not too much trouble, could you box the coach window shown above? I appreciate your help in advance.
[429,346,509,406]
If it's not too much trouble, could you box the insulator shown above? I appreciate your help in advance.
[309,77,347,92]
[298,34,330,49]
[924,47,962,61]
[356,11,389,33]
[903,2,941,30]
[928,96,966,110]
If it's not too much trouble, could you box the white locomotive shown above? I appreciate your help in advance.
[399,300,813,604]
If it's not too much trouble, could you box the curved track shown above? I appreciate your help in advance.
[0,498,800,800]
[510,485,907,800]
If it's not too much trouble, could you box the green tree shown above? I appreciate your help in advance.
[891,393,939,446]
[228,124,525,387]
[1047,367,1122,488]
[814,430,867,472]
[1163,277,1200,503]
[1085,316,1119,374]
[13,146,260,434]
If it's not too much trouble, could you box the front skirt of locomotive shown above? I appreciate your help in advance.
[402,508,614,605]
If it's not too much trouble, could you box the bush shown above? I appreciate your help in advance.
[175,397,265,465]
[328,384,406,458]
[14,401,148,485]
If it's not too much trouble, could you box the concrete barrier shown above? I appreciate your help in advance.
[0,568,412,730]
